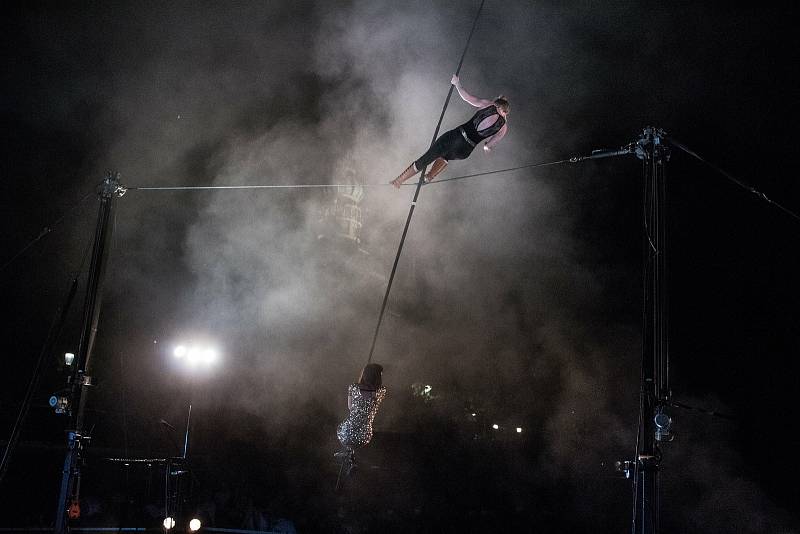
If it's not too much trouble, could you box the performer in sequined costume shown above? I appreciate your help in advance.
[390,74,509,187]
[336,363,386,468]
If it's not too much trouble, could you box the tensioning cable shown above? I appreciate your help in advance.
[365,0,486,364]
[666,135,800,223]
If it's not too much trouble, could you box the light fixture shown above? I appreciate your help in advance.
[492,424,499,430]
[173,343,218,367]
[49,395,70,414]
[516,427,523,433]
[188,518,202,532]
[162,517,175,529]
[64,352,75,366]
[654,409,674,442]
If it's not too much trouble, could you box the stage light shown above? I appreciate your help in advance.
[64,352,75,366]
[516,427,523,433]
[188,518,202,531]
[471,413,476,417]
[492,424,499,430]
[173,341,220,368]
[202,348,217,364]
[162,516,175,529]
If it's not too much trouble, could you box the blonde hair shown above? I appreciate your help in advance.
[494,96,510,114]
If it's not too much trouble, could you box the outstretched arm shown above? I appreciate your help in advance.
[483,123,508,152]
[451,75,495,108]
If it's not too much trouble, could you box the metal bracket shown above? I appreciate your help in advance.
[99,172,123,198]
[635,126,670,161]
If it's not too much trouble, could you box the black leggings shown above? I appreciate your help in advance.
[414,128,476,170]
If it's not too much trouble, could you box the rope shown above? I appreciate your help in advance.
[427,158,572,185]
[127,183,393,191]
[365,0,486,365]
[124,158,573,192]
[666,136,800,223]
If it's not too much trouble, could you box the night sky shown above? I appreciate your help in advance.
[2,1,799,532]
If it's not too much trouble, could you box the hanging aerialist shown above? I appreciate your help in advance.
[335,363,386,474]
[391,74,509,187]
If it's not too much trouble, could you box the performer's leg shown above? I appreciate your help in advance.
[391,163,419,188]
[425,158,448,182]
[392,131,455,189]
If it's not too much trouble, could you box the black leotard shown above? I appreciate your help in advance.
[414,105,505,169]
[461,106,505,145]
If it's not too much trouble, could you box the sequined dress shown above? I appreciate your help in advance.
[337,384,387,449]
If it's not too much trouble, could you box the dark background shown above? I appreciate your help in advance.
[2,1,799,532]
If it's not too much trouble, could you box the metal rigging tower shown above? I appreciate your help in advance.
[54,172,124,533]
[577,126,672,533]
[632,127,672,534]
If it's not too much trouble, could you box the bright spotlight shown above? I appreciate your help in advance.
[162,517,175,529]
[64,352,75,366]
[492,424,499,430]
[516,427,523,433]
[188,518,202,531]
[202,348,217,365]
[173,341,221,369]
[187,346,201,364]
